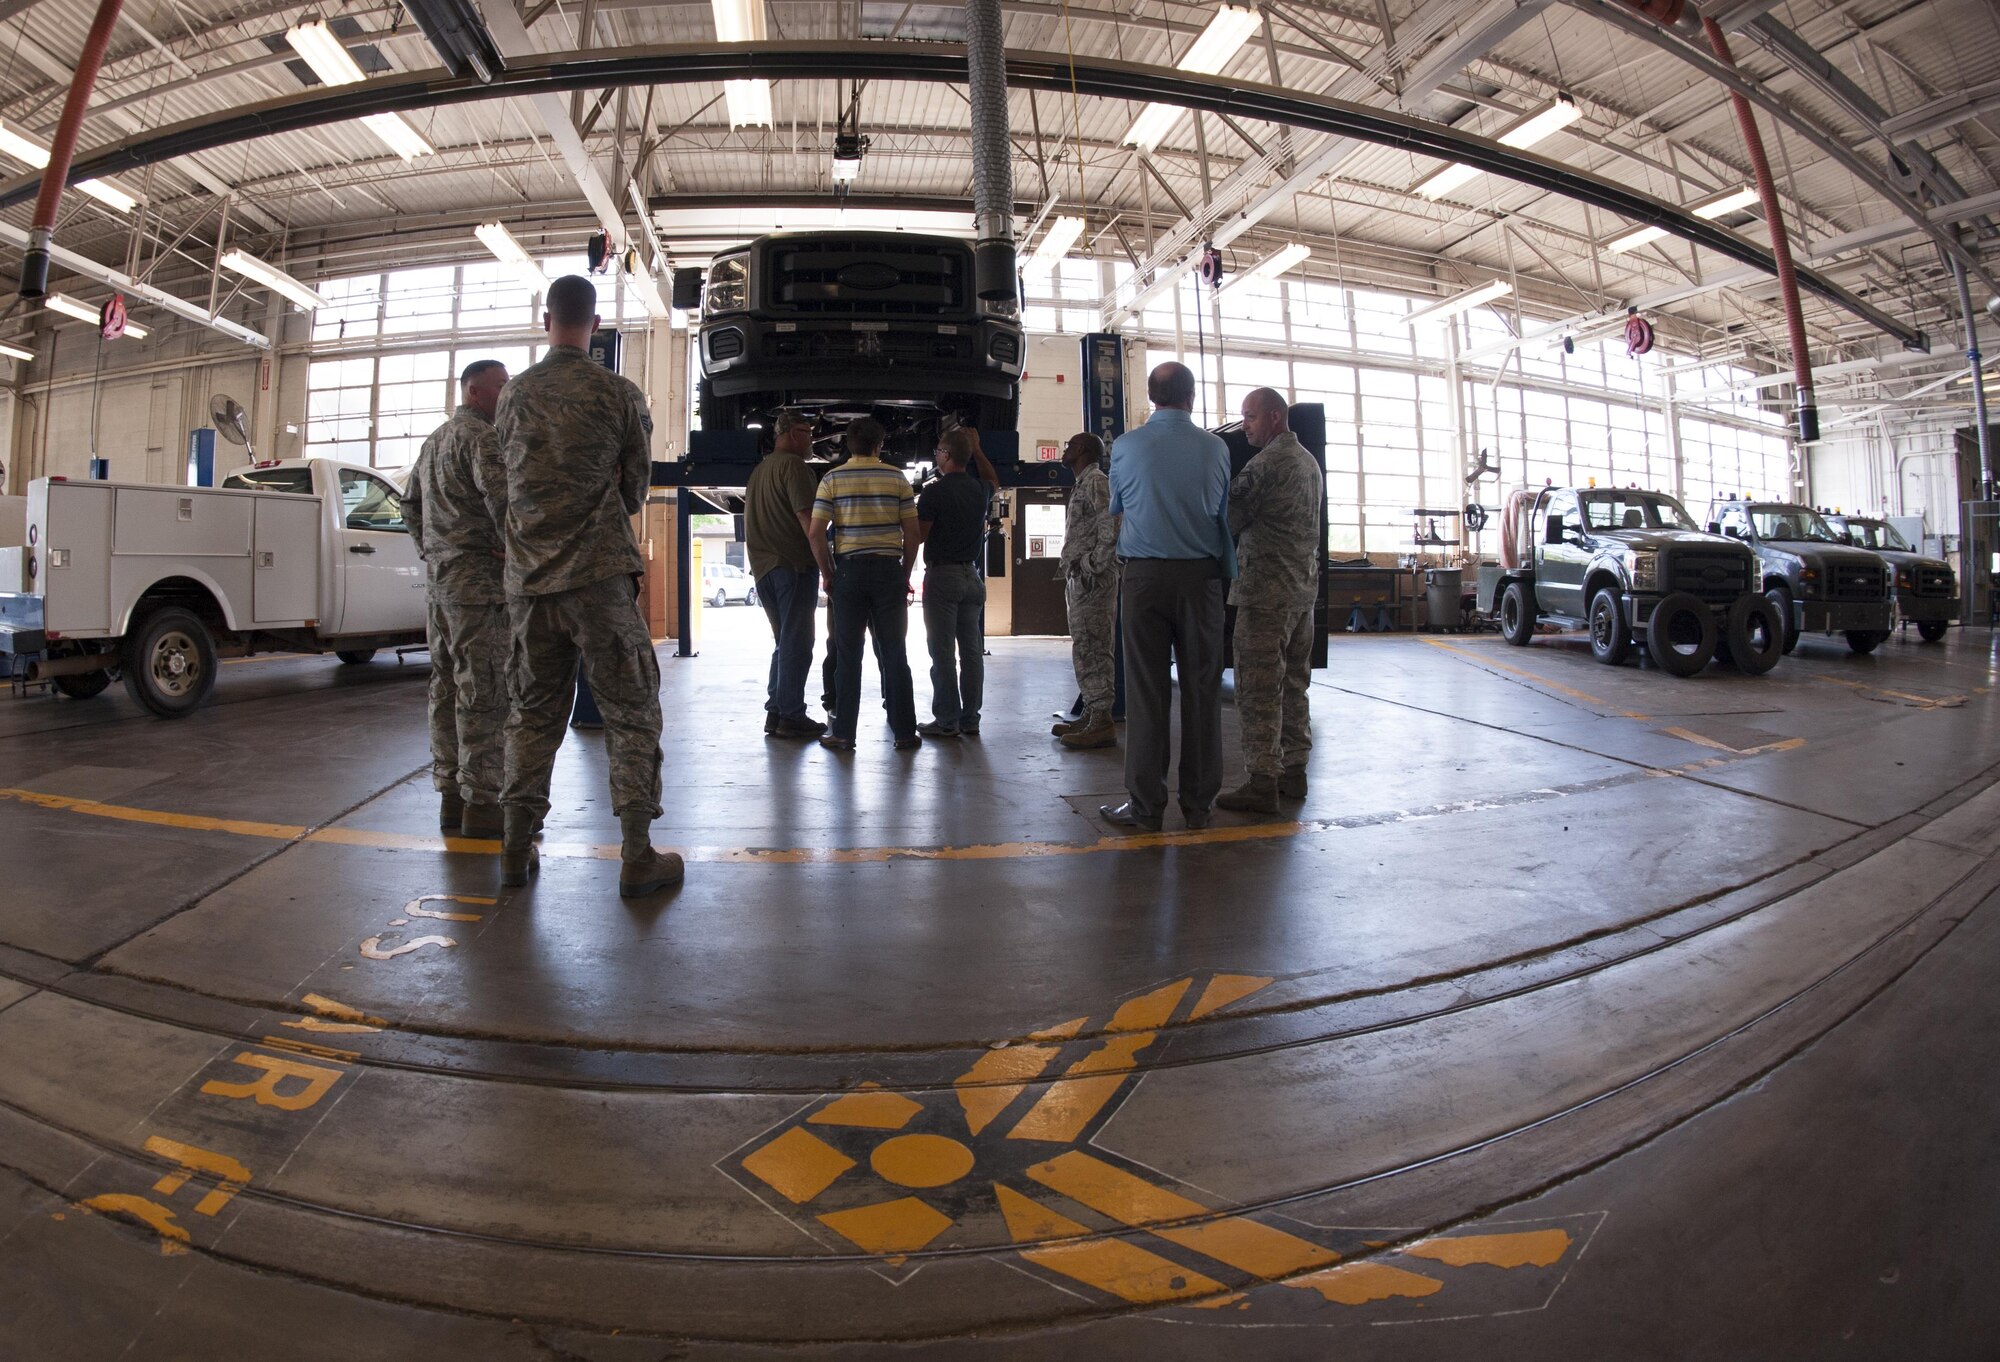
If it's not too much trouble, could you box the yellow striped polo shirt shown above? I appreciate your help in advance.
[811,455,916,558]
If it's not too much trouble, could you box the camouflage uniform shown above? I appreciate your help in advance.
[404,404,508,805]
[1062,463,1121,719]
[493,345,662,822]
[1226,430,1322,778]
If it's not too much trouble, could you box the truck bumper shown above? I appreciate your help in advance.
[1799,599,1894,633]
[1895,592,1955,624]
[0,593,46,654]
[1622,592,1731,634]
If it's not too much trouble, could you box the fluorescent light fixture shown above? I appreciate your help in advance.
[1690,184,1759,219]
[724,80,773,128]
[1414,94,1579,201]
[474,222,550,295]
[1027,215,1085,272]
[1122,5,1259,153]
[1221,242,1311,292]
[0,119,136,213]
[711,0,767,43]
[1606,224,1670,255]
[285,20,366,85]
[360,112,434,161]
[220,248,330,311]
[0,340,33,362]
[121,319,148,340]
[43,293,101,325]
[1406,279,1513,326]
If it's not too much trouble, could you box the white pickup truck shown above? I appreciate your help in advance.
[0,457,429,716]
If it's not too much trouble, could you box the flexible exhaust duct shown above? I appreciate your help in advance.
[964,0,1016,301]
[1953,259,1992,498]
[19,0,126,299]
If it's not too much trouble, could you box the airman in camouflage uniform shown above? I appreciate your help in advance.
[1218,388,1322,815]
[1054,433,1121,749]
[404,359,510,838]
[494,275,682,897]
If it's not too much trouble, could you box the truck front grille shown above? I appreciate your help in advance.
[1914,565,1954,597]
[1668,551,1750,604]
[767,238,968,316]
[1829,562,1887,601]
[765,331,969,363]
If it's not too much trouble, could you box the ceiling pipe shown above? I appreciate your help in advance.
[964,0,1017,301]
[19,0,125,298]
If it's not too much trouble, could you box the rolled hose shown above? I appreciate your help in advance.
[1499,488,1536,570]
[20,0,126,298]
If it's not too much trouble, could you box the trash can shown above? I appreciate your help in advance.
[1425,568,1463,632]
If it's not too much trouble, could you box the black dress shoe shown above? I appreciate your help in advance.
[818,735,856,752]
[1099,802,1162,832]
[1181,806,1212,830]
[894,734,924,750]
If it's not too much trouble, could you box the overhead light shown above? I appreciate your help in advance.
[360,112,434,161]
[473,221,551,295]
[1414,94,1579,200]
[285,20,367,85]
[831,133,866,184]
[1406,279,1513,326]
[1027,215,1085,272]
[1606,224,1670,255]
[0,340,33,362]
[121,319,149,340]
[220,248,330,311]
[1122,5,1259,153]
[0,118,137,213]
[1221,242,1311,291]
[43,293,102,325]
[724,80,773,128]
[711,0,766,42]
[1690,184,1759,219]
[710,0,773,128]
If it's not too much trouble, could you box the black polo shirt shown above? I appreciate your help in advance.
[917,471,991,567]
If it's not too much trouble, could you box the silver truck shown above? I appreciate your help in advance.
[1707,499,1895,655]
[0,456,427,716]
[1824,514,1956,643]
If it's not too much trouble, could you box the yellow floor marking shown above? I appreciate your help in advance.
[1027,1017,1088,1041]
[0,787,306,839]
[1815,675,1967,708]
[1188,974,1276,1020]
[868,1134,975,1189]
[1026,1151,1342,1280]
[1006,1032,1157,1142]
[1660,726,1807,757]
[807,1088,923,1130]
[996,1184,1230,1305]
[1405,1228,1573,1270]
[1292,1261,1445,1305]
[280,993,385,1034]
[1106,977,1192,1032]
[1420,637,1652,719]
[954,1044,1062,1136]
[143,1136,249,1217]
[815,1197,955,1255]
[738,1127,856,1204]
[77,1194,191,1255]
[259,1035,362,1064]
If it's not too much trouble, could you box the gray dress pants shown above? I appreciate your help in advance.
[1119,557,1226,820]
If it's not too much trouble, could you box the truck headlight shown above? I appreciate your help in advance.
[704,256,747,315]
[1800,567,1821,598]
[1631,552,1658,591]
[980,294,1018,318]
[1895,568,1912,588]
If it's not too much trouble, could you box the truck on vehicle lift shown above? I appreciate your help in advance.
[1706,498,1896,655]
[1477,484,1783,676]
[691,230,1025,459]
[0,456,427,716]
[1823,512,1956,642]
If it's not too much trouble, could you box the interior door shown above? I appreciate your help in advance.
[1010,487,1070,636]
[334,468,425,635]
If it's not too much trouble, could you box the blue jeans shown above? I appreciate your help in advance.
[830,555,917,742]
[922,562,985,729]
[757,566,819,721]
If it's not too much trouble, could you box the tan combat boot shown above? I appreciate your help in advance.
[1279,765,1308,800]
[459,800,503,839]
[439,788,465,832]
[1059,712,1116,749]
[500,806,540,887]
[619,811,686,898]
[1217,773,1280,814]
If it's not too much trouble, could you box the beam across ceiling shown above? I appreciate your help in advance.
[0,40,1924,349]
[0,218,271,347]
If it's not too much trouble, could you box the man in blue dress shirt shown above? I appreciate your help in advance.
[1099,361,1235,832]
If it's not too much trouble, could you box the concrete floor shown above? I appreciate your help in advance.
[2,607,1997,1358]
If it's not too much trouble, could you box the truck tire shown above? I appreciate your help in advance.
[1724,594,1784,675]
[1646,592,1718,677]
[1845,630,1890,655]
[1765,585,1799,655]
[1587,588,1630,666]
[122,607,218,717]
[1917,620,1949,643]
[1499,580,1536,646]
[53,670,112,699]
[335,649,376,665]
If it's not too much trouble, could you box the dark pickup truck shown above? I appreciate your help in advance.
[1824,514,1956,642]
[1479,485,1782,676]
[693,230,1025,459]
[1707,499,1896,655]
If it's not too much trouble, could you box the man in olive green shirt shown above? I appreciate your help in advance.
[745,410,824,738]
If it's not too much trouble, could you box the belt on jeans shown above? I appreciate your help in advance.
[835,552,901,561]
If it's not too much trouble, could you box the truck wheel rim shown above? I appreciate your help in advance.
[151,630,200,698]
[1591,602,1614,649]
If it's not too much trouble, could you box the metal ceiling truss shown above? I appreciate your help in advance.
[0,40,1923,349]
